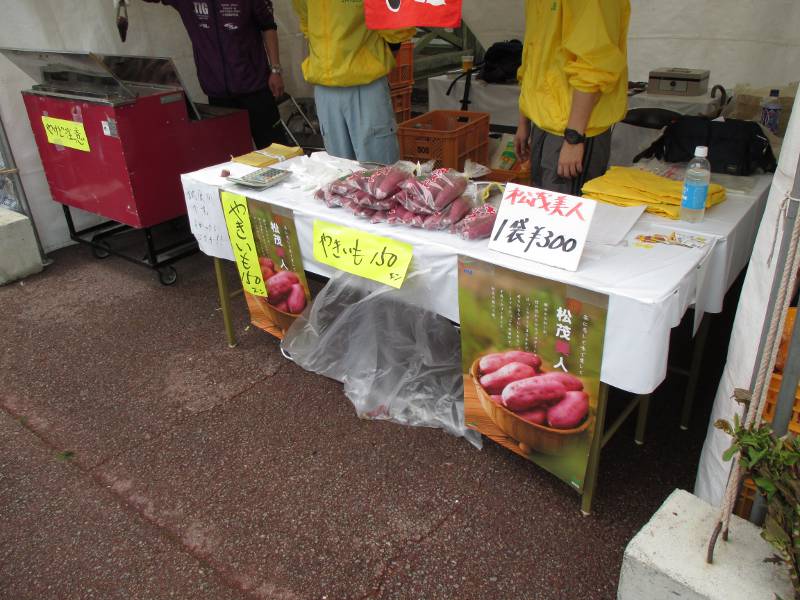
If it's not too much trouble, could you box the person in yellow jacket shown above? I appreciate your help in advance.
[514,0,630,194]
[291,0,414,164]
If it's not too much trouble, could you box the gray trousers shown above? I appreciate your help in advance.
[314,76,400,165]
[530,126,612,195]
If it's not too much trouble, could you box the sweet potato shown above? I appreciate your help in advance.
[547,391,589,429]
[480,351,542,375]
[329,173,361,196]
[370,209,390,224]
[352,189,394,211]
[490,394,503,406]
[266,270,299,302]
[453,205,497,240]
[539,371,584,391]
[501,377,566,412]
[517,408,547,426]
[258,256,275,280]
[479,362,538,395]
[362,166,410,200]
[287,283,307,314]
[273,300,290,313]
[429,169,467,211]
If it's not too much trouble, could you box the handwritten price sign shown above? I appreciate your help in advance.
[488,183,597,271]
[312,220,413,288]
[220,191,267,296]
[41,116,90,152]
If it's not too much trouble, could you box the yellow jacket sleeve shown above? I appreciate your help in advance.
[562,0,627,94]
[291,0,308,37]
[377,28,416,45]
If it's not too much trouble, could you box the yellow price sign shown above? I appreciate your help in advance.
[313,220,413,289]
[41,116,90,152]
[220,191,267,296]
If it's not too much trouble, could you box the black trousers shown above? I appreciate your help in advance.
[209,88,286,150]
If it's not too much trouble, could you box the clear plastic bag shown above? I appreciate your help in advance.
[281,272,482,448]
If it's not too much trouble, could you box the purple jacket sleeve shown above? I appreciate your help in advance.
[253,0,277,31]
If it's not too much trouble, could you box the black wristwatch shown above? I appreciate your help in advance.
[564,128,587,145]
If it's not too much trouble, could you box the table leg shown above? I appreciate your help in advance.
[581,383,610,516]
[214,257,237,348]
[680,315,712,430]
[634,394,650,445]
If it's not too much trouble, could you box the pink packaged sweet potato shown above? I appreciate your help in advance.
[427,169,467,211]
[314,187,344,208]
[396,181,435,215]
[329,173,363,196]
[370,209,391,224]
[387,204,412,225]
[398,168,468,214]
[352,205,376,219]
[360,166,411,200]
[422,196,472,231]
[352,189,394,211]
[453,204,497,240]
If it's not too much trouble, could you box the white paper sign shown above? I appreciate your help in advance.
[488,183,597,271]
[181,175,234,261]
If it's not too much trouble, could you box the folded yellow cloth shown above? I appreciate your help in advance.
[233,144,304,168]
[582,166,726,219]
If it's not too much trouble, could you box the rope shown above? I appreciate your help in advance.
[711,191,800,552]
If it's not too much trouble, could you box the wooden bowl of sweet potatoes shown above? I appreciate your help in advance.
[470,352,591,456]
[258,262,308,332]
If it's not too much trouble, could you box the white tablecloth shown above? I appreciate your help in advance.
[427,75,724,166]
[181,154,772,395]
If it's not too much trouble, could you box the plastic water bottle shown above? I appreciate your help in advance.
[761,89,781,135]
[680,146,711,223]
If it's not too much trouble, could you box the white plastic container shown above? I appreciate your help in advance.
[680,146,711,223]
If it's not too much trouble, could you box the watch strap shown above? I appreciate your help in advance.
[564,128,587,144]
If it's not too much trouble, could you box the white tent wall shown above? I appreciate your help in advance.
[695,92,800,507]
[1,0,798,251]
[464,0,800,89]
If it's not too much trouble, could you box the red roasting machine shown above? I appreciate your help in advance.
[1,48,252,284]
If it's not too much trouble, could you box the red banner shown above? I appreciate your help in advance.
[365,0,462,29]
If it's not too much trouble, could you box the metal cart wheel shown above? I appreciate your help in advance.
[92,242,111,259]
[157,266,178,286]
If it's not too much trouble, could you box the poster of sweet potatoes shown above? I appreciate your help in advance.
[458,257,608,493]
[245,199,310,339]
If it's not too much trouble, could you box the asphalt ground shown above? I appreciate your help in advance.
[0,244,739,600]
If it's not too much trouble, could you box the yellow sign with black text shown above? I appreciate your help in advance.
[220,191,267,296]
[312,220,413,288]
[41,116,90,152]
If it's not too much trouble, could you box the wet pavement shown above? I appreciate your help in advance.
[0,245,737,599]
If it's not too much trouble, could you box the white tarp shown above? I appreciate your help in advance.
[0,0,798,251]
[695,92,800,506]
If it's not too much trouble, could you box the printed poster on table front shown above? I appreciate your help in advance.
[458,256,608,493]
[243,198,310,339]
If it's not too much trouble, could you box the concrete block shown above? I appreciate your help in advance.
[0,207,43,285]
[618,489,793,600]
